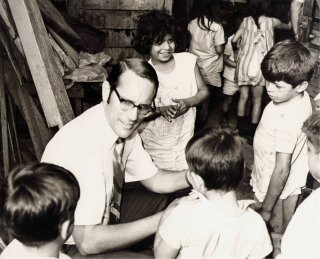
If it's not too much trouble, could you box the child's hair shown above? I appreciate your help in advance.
[261,39,316,87]
[131,10,185,55]
[189,0,223,31]
[185,127,244,191]
[3,163,80,247]
[302,111,320,153]
[225,10,243,38]
[247,0,270,29]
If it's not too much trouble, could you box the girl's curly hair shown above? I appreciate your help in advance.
[131,10,187,55]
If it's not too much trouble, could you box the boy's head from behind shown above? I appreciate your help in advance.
[3,163,80,247]
[185,127,244,192]
[302,111,320,182]
[261,39,316,88]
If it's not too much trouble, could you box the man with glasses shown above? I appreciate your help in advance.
[41,58,190,258]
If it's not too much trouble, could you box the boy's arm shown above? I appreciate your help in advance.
[223,54,236,68]
[72,212,162,255]
[171,63,209,118]
[259,152,292,222]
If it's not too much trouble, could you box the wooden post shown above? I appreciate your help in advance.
[8,0,74,128]
[0,56,10,176]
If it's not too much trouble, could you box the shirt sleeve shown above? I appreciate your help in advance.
[248,217,273,258]
[158,205,186,250]
[274,122,299,154]
[213,23,225,46]
[125,133,158,182]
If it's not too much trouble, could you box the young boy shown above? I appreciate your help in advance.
[251,39,316,233]
[0,163,80,259]
[154,127,272,259]
[275,111,320,258]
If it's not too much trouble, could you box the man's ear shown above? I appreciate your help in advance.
[60,220,73,241]
[296,81,308,93]
[102,81,111,102]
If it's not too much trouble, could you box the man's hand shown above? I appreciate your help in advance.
[172,98,190,118]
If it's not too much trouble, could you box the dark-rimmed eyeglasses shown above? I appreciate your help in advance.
[113,88,156,116]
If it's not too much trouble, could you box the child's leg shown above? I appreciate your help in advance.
[222,94,233,114]
[237,86,249,135]
[282,194,299,233]
[251,85,264,124]
[237,85,249,117]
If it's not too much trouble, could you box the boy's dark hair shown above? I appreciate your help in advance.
[185,127,244,191]
[302,111,320,153]
[261,39,316,88]
[3,163,80,247]
[189,0,223,30]
[131,10,186,55]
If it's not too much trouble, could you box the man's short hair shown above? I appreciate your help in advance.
[107,58,159,92]
[302,111,320,153]
[3,163,80,247]
[261,39,316,87]
[185,127,244,191]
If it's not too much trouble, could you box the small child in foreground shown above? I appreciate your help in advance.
[0,163,80,259]
[251,39,316,233]
[274,111,320,259]
[154,127,272,259]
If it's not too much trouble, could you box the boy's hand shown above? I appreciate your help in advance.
[172,98,190,118]
[158,105,177,122]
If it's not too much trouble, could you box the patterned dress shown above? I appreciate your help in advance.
[236,16,275,87]
[139,52,198,171]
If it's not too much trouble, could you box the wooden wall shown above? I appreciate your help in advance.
[67,0,173,61]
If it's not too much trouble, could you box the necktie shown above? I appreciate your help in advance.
[109,138,125,224]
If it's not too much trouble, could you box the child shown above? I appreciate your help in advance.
[232,0,292,141]
[1,163,80,259]
[132,10,209,171]
[220,13,242,126]
[274,111,320,259]
[154,127,272,258]
[251,39,316,234]
[188,0,225,124]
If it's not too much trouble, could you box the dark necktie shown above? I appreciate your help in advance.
[109,138,125,224]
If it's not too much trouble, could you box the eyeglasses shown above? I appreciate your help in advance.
[113,88,156,116]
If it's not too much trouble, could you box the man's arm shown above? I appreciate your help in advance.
[141,169,190,194]
[260,152,292,222]
[72,212,162,255]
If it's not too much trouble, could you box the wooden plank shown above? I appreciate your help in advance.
[80,0,167,10]
[103,29,134,47]
[103,47,144,63]
[4,60,54,160]
[0,56,10,176]
[8,0,74,128]
[79,10,145,29]
[67,0,79,19]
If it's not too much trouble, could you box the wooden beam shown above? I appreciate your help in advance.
[8,0,74,128]
[0,56,10,176]
[4,59,54,161]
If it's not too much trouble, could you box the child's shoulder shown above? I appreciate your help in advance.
[174,52,197,63]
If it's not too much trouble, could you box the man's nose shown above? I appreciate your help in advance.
[127,106,139,121]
